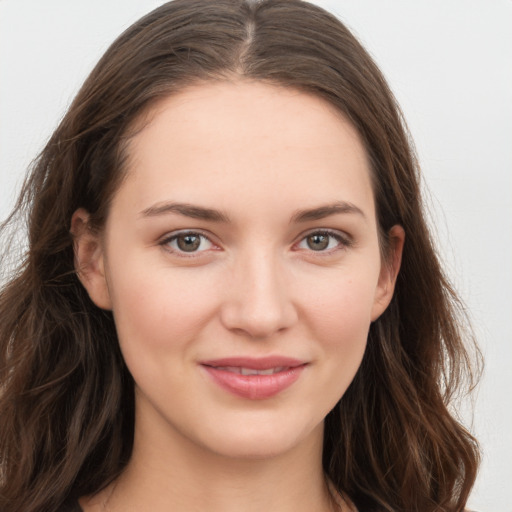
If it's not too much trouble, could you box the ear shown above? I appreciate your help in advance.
[70,208,112,310]
[371,225,405,321]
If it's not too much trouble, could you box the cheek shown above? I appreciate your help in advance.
[316,300,371,374]
[302,270,378,339]
[106,260,223,363]
[297,268,378,383]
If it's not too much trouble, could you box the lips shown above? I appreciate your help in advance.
[200,357,307,400]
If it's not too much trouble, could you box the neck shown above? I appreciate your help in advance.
[82,397,343,512]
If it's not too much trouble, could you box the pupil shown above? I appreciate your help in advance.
[177,235,200,252]
[307,234,328,251]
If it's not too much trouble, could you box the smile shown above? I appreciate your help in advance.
[200,357,308,400]
[213,366,288,375]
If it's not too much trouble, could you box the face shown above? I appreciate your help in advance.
[74,81,403,461]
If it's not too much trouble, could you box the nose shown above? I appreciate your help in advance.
[219,249,298,339]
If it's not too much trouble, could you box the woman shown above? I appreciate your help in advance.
[0,1,480,511]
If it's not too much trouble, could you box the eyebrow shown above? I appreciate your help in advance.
[140,202,231,222]
[139,200,365,223]
[290,201,366,223]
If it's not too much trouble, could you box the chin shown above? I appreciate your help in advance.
[193,418,324,462]
[206,438,301,461]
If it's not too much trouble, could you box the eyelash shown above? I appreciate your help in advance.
[159,229,352,258]
[160,231,215,257]
[296,230,352,253]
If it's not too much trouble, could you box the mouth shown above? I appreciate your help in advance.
[200,357,308,400]
[211,366,289,375]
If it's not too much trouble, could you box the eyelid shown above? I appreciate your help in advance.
[159,229,219,257]
[294,228,353,254]
[158,227,353,258]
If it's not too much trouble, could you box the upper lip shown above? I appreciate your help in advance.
[200,356,307,370]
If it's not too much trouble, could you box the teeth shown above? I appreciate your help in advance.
[240,367,258,376]
[216,366,286,375]
[256,368,278,375]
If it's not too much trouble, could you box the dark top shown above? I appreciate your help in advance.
[60,496,355,512]
[58,498,477,512]
[59,500,82,512]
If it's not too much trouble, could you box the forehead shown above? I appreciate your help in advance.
[115,80,375,221]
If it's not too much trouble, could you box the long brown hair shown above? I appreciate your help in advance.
[0,1,480,511]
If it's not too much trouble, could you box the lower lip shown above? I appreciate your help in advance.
[201,365,306,400]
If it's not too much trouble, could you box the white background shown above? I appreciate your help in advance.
[1,1,511,510]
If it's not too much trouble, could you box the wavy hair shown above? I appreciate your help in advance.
[0,1,480,511]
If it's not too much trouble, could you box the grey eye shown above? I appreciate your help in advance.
[306,233,329,251]
[177,234,202,252]
[164,232,213,254]
[297,231,347,252]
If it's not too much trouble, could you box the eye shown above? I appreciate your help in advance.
[160,231,214,255]
[296,230,350,252]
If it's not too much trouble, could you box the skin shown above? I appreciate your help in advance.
[73,80,404,512]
